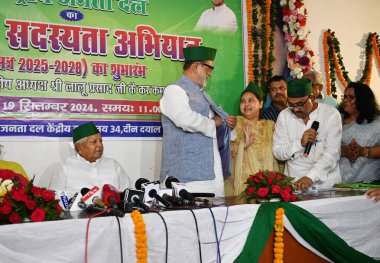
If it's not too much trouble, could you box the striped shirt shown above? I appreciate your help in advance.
[262,104,282,122]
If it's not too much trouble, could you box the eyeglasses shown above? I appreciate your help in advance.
[198,62,214,71]
[341,95,355,102]
[287,96,310,110]
[269,86,287,93]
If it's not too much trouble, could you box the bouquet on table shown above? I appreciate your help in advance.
[241,170,297,203]
[0,169,62,224]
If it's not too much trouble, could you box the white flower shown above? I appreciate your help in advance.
[1,179,14,191]
[280,0,287,6]
[289,2,295,10]
[297,50,305,56]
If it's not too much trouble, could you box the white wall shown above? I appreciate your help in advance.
[305,0,380,100]
[1,0,379,185]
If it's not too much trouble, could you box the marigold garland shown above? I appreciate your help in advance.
[273,207,285,263]
[131,210,148,263]
[323,30,380,95]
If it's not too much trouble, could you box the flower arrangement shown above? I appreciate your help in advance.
[241,170,296,203]
[131,210,148,263]
[280,0,314,79]
[0,169,62,224]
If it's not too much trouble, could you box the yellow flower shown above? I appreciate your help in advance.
[1,179,14,191]
[0,186,7,197]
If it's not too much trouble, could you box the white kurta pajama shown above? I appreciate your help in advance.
[194,3,238,33]
[273,103,342,189]
[48,154,131,196]
[160,84,225,197]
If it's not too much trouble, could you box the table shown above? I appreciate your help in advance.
[0,192,379,263]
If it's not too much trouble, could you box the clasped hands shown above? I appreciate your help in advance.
[212,116,237,129]
[342,138,366,163]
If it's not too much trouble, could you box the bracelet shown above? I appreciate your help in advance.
[363,147,371,158]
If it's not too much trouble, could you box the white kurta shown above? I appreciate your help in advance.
[194,4,238,33]
[48,154,131,196]
[160,84,225,197]
[273,103,342,189]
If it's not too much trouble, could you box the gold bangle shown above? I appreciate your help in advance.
[364,147,371,158]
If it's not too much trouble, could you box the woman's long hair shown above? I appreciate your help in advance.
[343,82,380,124]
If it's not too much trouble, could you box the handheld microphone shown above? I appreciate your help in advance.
[140,180,171,207]
[179,189,213,206]
[164,176,180,189]
[102,184,121,209]
[92,196,107,208]
[304,121,320,157]
[148,188,171,207]
[162,193,195,206]
[131,194,149,211]
[135,178,150,190]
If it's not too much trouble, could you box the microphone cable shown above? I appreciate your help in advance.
[84,209,124,263]
[208,208,221,263]
[149,211,168,263]
[219,205,229,245]
[183,208,202,263]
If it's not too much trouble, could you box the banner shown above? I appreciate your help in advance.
[0,0,244,139]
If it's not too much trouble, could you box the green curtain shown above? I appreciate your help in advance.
[234,202,378,263]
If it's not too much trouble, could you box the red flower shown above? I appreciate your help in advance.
[267,177,274,185]
[11,189,27,201]
[276,174,283,180]
[31,186,43,197]
[25,199,36,210]
[253,177,261,183]
[280,190,291,202]
[247,187,255,195]
[282,8,291,16]
[299,18,306,26]
[9,212,21,224]
[41,189,55,202]
[1,203,12,215]
[309,50,314,56]
[290,194,297,202]
[294,1,304,9]
[288,51,296,59]
[272,185,281,194]
[56,203,62,214]
[30,208,46,222]
[257,188,269,198]
[247,175,254,181]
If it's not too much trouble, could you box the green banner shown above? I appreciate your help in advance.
[0,0,244,138]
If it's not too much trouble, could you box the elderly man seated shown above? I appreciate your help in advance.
[46,122,131,195]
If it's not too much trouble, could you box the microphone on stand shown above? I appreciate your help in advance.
[122,188,149,211]
[179,189,213,206]
[304,121,319,157]
[136,178,171,207]
[101,184,121,209]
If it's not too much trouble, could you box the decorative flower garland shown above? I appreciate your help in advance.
[323,30,380,96]
[280,0,314,79]
[273,207,285,263]
[248,0,276,89]
[131,210,148,263]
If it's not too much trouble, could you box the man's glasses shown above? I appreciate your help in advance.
[198,62,214,71]
[287,96,310,110]
[341,95,355,102]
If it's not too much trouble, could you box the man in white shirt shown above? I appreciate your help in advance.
[194,0,238,33]
[46,122,131,196]
[273,78,342,190]
[160,46,236,197]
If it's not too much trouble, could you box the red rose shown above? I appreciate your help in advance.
[31,186,43,197]
[282,8,291,16]
[294,1,304,9]
[253,177,261,183]
[288,51,296,59]
[284,186,292,192]
[309,50,314,56]
[1,203,12,215]
[9,212,21,224]
[280,190,291,202]
[41,189,55,202]
[257,188,269,198]
[268,171,276,177]
[56,203,62,214]
[267,177,274,185]
[247,175,254,181]
[11,189,27,201]
[276,174,283,180]
[25,199,36,210]
[0,169,15,180]
[30,208,46,222]
[290,194,297,202]
[272,185,281,194]
[247,187,255,195]
[299,18,306,26]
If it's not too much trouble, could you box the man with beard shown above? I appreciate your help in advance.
[273,78,342,191]
[160,46,236,197]
[46,122,131,196]
[194,0,237,33]
[262,75,288,122]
